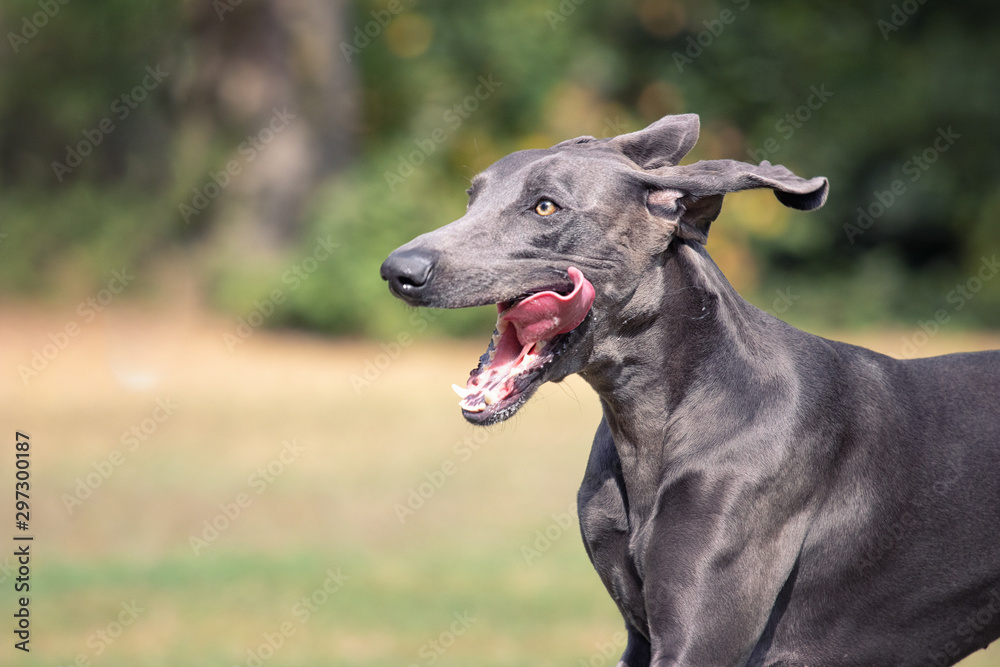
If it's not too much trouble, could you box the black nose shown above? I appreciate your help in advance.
[380,247,438,301]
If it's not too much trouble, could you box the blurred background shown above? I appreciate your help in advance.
[1,0,999,665]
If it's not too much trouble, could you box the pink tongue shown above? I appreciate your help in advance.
[499,267,595,345]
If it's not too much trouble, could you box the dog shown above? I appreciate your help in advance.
[380,113,1000,666]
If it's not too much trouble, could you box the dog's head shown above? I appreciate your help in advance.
[380,113,828,425]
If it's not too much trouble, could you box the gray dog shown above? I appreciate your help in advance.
[380,114,1000,667]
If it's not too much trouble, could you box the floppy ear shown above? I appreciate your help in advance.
[643,159,829,245]
[664,159,829,210]
[645,190,723,245]
[609,113,700,170]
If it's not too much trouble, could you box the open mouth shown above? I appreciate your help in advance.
[452,267,595,425]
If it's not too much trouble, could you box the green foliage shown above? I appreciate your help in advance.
[2,0,999,332]
[0,0,184,293]
[0,185,176,293]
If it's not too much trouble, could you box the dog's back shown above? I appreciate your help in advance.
[760,344,1000,666]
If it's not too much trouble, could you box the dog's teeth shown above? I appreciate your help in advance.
[484,388,501,405]
[488,347,496,362]
[462,401,485,412]
[452,383,471,399]
[533,341,546,355]
[497,319,509,334]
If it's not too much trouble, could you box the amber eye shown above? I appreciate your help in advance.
[534,199,559,216]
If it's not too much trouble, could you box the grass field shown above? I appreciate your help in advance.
[2,303,999,666]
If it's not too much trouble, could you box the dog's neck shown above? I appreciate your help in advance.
[580,240,781,517]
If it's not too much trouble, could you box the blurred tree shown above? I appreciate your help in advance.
[176,0,358,251]
[0,0,358,294]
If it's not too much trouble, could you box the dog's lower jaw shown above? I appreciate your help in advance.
[460,316,594,425]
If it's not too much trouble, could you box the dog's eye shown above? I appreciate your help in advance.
[534,199,559,216]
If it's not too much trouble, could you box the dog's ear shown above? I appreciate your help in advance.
[663,159,829,211]
[645,189,722,245]
[610,114,700,170]
[643,159,829,245]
